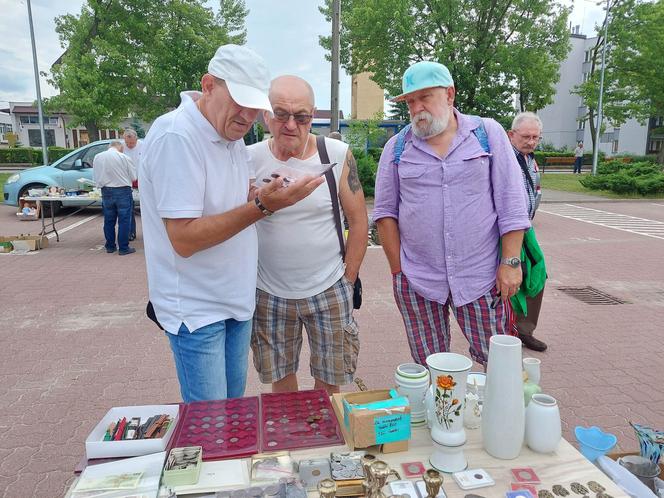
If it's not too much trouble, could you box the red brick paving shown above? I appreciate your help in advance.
[0,196,663,497]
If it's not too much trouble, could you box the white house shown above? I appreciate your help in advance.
[0,102,151,149]
[537,31,662,156]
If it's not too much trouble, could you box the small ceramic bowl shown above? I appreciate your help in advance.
[574,426,617,462]
[631,421,664,465]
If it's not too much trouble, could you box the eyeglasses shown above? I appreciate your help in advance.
[272,110,314,125]
[514,132,542,143]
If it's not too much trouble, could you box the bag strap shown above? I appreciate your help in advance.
[393,124,412,166]
[316,135,346,260]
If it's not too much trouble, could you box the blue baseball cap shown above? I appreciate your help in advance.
[391,61,454,102]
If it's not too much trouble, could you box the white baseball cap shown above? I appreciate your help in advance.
[208,44,272,112]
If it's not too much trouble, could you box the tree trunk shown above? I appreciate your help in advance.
[85,121,100,143]
[588,107,596,155]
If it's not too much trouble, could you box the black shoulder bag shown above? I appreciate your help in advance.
[316,135,362,309]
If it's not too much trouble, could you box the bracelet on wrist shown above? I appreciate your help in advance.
[254,196,273,216]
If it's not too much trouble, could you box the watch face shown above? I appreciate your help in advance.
[503,257,520,268]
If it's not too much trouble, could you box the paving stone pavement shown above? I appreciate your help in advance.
[0,200,663,497]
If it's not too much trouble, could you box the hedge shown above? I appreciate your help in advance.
[580,160,664,195]
[0,146,75,165]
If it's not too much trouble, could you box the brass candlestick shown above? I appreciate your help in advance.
[317,478,337,498]
[369,460,391,498]
[361,453,377,483]
[423,469,443,498]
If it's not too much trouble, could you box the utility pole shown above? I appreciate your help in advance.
[592,0,610,176]
[26,0,48,165]
[330,0,340,134]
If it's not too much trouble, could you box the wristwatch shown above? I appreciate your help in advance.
[500,257,521,268]
[254,196,273,216]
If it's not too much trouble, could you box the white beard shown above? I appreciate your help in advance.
[411,107,450,139]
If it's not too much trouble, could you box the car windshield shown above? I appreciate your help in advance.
[54,143,108,171]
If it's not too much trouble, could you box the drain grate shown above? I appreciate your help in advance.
[557,286,627,305]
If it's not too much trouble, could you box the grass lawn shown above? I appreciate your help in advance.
[0,173,11,199]
[541,172,664,199]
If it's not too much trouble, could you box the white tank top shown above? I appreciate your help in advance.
[248,137,349,298]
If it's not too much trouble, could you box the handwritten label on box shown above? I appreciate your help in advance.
[374,413,411,444]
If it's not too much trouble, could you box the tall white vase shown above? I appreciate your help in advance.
[482,335,525,459]
[426,352,473,472]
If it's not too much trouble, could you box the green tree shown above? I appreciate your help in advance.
[345,112,388,153]
[46,0,248,141]
[320,0,570,118]
[577,0,664,164]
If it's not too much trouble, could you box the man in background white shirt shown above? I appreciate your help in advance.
[93,141,137,255]
[122,128,142,241]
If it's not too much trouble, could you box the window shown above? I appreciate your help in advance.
[577,120,586,130]
[28,129,55,147]
[612,140,619,153]
[584,50,591,63]
[20,115,52,125]
[80,144,108,167]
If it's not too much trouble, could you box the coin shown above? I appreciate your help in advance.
[587,481,605,493]
[570,483,588,495]
[538,491,555,498]
[552,485,570,496]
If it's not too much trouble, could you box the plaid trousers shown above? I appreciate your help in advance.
[393,272,513,366]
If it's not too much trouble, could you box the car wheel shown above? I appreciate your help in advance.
[18,184,61,217]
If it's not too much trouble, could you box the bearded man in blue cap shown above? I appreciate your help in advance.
[373,61,531,366]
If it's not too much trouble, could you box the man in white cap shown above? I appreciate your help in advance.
[139,45,323,402]
[373,61,531,367]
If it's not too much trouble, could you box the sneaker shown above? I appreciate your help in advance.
[118,247,136,256]
[519,333,548,352]
[105,247,116,254]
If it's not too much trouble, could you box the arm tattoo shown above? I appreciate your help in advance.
[346,150,362,194]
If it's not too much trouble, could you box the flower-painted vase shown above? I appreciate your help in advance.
[425,352,473,472]
[482,335,525,459]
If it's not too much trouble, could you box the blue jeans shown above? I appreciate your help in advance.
[130,198,136,237]
[167,319,251,402]
[101,186,132,252]
[574,157,583,173]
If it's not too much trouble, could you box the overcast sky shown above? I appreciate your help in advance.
[0,0,604,113]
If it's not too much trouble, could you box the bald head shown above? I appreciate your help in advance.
[269,75,315,107]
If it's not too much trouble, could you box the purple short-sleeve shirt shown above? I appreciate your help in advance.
[373,109,530,306]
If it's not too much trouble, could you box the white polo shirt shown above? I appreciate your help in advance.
[93,147,136,187]
[123,139,143,170]
[139,91,257,334]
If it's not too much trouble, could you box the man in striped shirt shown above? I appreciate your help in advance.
[508,112,547,352]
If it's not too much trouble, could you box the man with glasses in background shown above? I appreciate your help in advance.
[139,47,323,402]
[122,128,142,241]
[373,61,530,368]
[508,112,547,352]
[248,75,368,395]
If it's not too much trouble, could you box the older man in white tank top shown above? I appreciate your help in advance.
[249,76,368,395]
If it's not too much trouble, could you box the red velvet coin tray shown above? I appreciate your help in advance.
[171,397,260,460]
[259,389,344,452]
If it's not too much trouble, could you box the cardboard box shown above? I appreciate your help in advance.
[16,198,40,221]
[331,390,410,453]
[85,404,179,459]
[0,235,48,252]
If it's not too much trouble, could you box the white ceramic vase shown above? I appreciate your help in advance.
[395,363,430,426]
[481,335,525,459]
[426,352,473,472]
[525,393,561,453]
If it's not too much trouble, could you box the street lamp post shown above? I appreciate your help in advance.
[592,0,610,176]
[26,0,48,165]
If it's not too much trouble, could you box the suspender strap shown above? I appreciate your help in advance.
[316,135,346,260]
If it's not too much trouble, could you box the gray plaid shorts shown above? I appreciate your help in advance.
[251,276,360,386]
